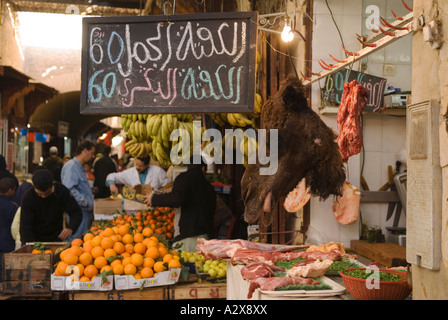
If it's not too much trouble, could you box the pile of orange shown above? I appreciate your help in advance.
[90,207,175,240]
[54,225,181,282]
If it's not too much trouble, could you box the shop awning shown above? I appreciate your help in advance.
[0,65,59,126]
[29,90,108,140]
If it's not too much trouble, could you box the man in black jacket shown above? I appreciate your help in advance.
[144,156,216,251]
[20,169,82,245]
[93,146,117,198]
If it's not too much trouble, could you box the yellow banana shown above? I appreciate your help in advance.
[152,115,162,137]
[146,115,157,139]
[227,113,238,126]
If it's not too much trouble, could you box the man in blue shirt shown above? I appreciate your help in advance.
[61,140,96,241]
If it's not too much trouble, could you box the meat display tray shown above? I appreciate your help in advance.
[259,276,346,297]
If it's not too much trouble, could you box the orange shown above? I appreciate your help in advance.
[133,232,144,243]
[122,257,132,266]
[79,252,93,267]
[124,243,134,255]
[91,246,105,259]
[83,232,94,242]
[44,249,53,254]
[153,261,167,273]
[103,227,115,237]
[84,265,98,279]
[134,272,142,279]
[118,225,130,236]
[143,257,155,269]
[162,254,173,263]
[62,252,78,266]
[100,265,112,273]
[59,249,68,261]
[158,246,168,257]
[74,263,85,277]
[146,239,158,248]
[121,234,133,244]
[112,263,124,275]
[124,263,137,275]
[82,240,93,253]
[110,234,119,243]
[142,227,153,238]
[91,235,103,247]
[140,267,154,278]
[145,246,160,260]
[130,253,144,267]
[168,259,181,269]
[121,252,131,258]
[100,237,114,250]
[69,245,83,257]
[133,242,147,255]
[80,276,90,282]
[110,259,122,268]
[55,261,70,276]
[104,248,117,259]
[71,238,83,247]
[113,241,125,254]
[94,256,108,270]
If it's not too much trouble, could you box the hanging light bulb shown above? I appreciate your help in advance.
[281,17,294,42]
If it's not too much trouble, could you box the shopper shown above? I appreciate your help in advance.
[93,146,117,198]
[0,177,18,281]
[42,146,63,182]
[61,140,95,241]
[20,169,82,245]
[106,155,171,195]
[0,155,19,191]
[143,156,216,251]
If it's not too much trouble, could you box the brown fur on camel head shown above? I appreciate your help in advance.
[241,75,346,225]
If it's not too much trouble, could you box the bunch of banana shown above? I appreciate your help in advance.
[226,113,253,128]
[151,140,172,166]
[210,113,227,127]
[125,139,152,158]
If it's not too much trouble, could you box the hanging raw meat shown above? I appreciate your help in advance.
[337,80,368,162]
[332,181,361,225]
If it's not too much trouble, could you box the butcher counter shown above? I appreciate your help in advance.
[226,250,392,300]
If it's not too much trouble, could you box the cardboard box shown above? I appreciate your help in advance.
[114,268,181,290]
[123,199,149,212]
[51,274,114,291]
[94,198,122,215]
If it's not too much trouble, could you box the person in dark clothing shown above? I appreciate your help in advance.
[0,155,19,191]
[20,169,82,245]
[93,146,117,198]
[144,156,216,251]
[42,146,63,182]
[0,177,18,281]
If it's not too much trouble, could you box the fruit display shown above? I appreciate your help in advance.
[180,251,227,279]
[91,207,175,240]
[199,259,227,278]
[54,225,181,283]
[31,242,66,254]
[121,113,195,165]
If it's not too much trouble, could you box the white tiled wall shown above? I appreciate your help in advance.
[307,0,411,247]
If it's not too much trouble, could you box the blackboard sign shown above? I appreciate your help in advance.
[80,12,258,115]
[321,69,387,112]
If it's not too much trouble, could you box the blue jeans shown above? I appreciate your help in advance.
[68,210,93,242]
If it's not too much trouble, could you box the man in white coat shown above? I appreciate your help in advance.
[106,156,171,195]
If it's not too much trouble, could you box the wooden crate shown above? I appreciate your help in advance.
[94,198,122,214]
[168,283,226,300]
[70,287,167,300]
[2,243,66,297]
